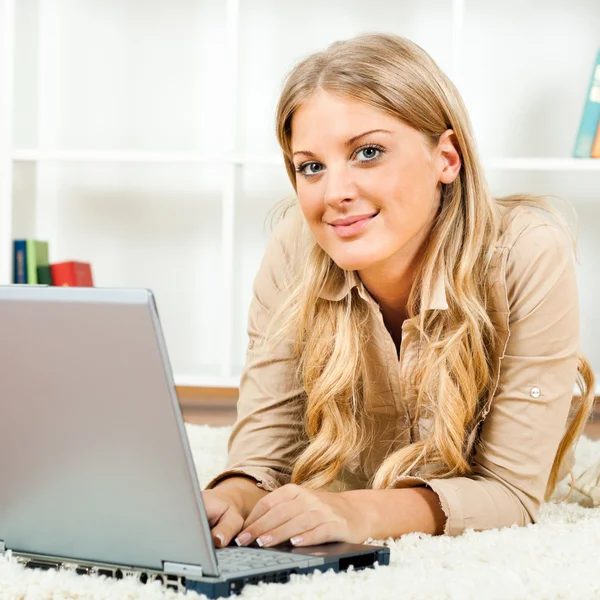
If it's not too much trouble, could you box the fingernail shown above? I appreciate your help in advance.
[256,535,272,547]
[235,532,251,546]
[215,533,225,547]
[290,536,303,546]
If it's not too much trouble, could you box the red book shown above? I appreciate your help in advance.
[50,261,94,287]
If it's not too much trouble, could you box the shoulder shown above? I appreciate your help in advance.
[495,203,572,256]
[256,204,309,289]
[269,204,307,257]
[493,203,576,315]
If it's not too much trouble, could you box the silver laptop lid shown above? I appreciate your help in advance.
[0,285,219,576]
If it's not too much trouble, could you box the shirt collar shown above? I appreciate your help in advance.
[317,268,449,311]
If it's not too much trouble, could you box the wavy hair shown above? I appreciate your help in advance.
[269,33,594,500]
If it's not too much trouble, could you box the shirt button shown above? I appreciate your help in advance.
[530,387,541,399]
[248,339,255,350]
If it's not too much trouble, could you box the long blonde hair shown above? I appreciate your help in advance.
[270,33,594,500]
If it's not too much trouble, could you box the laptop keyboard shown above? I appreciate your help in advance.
[216,547,303,574]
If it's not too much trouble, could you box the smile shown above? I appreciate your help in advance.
[329,212,379,238]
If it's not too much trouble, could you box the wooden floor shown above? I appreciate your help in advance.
[584,417,600,440]
[178,387,600,440]
[178,387,238,427]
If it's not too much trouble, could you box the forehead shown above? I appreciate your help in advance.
[290,90,404,149]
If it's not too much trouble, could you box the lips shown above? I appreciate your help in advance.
[328,211,379,238]
[329,212,379,226]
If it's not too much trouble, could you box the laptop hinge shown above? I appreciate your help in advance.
[163,561,203,578]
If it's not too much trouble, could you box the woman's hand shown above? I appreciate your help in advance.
[233,483,369,548]
[202,476,271,547]
[202,489,245,548]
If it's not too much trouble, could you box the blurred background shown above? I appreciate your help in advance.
[1,0,599,427]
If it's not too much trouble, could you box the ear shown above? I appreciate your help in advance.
[437,129,461,185]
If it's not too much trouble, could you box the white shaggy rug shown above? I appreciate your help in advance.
[2,424,600,600]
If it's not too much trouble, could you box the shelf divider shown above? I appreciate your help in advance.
[11,151,600,172]
[483,158,600,171]
[11,149,224,163]
[220,0,240,378]
[0,0,15,285]
[451,0,466,91]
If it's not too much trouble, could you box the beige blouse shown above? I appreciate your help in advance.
[206,204,581,536]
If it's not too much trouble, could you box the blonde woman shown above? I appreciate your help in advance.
[202,33,595,549]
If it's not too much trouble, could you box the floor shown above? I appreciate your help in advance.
[178,388,600,440]
[584,416,600,440]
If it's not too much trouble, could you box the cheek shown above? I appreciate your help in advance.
[362,168,397,197]
[382,198,438,245]
[297,185,324,223]
[380,164,439,219]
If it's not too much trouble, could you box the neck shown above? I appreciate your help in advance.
[358,242,426,319]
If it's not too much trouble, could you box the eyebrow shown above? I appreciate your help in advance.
[291,129,392,159]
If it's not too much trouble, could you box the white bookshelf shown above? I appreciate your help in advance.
[1,0,600,390]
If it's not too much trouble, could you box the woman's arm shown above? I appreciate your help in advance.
[392,218,580,536]
[234,483,445,547]
[342,487,446,538]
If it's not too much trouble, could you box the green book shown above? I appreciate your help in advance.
[25,240,50,285]
[37,264,53,285]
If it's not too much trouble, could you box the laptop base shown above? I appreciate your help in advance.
[7,542,390,598]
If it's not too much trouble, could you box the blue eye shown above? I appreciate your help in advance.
[296,162,324,177]
[355,145,383,161]
[294,144,385,179]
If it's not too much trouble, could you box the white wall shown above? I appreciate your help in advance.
[5,0,600,384]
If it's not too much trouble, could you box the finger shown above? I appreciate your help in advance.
[237,500,301,546]
[212,506,245,548]
[284,521,338,547]
[202,494,227,529]
[243,484,302,529]
[255,510,331,548]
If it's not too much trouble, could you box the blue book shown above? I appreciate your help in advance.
[12,240,28,283]
[574,49,600,158]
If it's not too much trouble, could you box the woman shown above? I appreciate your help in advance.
[201,33,594,549]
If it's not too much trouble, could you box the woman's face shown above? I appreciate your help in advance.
[290,90,460,274]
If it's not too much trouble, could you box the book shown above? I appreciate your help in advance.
[50,261,94,287]
[574,49,600,158]
[36,264,53,285]
[12,240,28,283]
[12,239,50,284]
[26,240,50,285]
[592,119,600,158]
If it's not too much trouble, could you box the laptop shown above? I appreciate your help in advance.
[0,285,390,598]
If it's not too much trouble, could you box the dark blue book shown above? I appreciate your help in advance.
[13,240,28,284]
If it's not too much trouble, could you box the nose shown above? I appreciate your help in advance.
[323,163,358,207]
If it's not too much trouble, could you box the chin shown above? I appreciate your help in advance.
[316,234,384,271]
[329,252,377,272]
